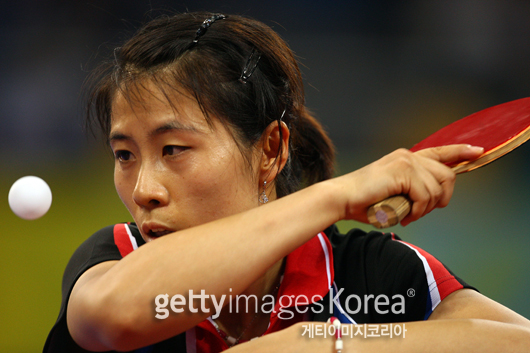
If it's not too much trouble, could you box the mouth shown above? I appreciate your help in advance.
[149,228,173,237]
[141,223,175,241]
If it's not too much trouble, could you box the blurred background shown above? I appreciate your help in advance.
[1,0,529,351]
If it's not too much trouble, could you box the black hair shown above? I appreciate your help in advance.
[86,11,335,197]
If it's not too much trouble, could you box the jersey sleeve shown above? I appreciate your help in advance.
[327,226,477,324]
[43,223,144,352]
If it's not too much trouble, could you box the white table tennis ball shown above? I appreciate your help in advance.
[8,176,52,220]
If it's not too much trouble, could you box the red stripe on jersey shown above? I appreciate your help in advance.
[113,224,135,258]
[392,234,463,301]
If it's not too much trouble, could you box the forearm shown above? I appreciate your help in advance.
[109,180,340,297]
[349,319,530,353]
[229,320,530,353]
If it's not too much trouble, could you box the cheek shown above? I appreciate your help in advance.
[114,169,135,212]
[183,151,258,217]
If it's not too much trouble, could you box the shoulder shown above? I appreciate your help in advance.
[325,225,421,276]
[43,223,146,352]
[325,224,462,286]
[61,223,143,305]
[322,225,474,323]
[72,223,144,261]
[61,223,144,279]
[61,223,144,304]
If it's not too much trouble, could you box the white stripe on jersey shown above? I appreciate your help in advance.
[125,224,139,251]
[397,241,441,313]
[317,232,332,289]
[332,281,357,324]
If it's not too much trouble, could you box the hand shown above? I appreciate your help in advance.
[334,144,484,226]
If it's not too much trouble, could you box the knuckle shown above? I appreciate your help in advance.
[431,146,446,154]
[446,170,456,183]
[392,149,414,169]
[394,148,413,157]
[432,186,444,199]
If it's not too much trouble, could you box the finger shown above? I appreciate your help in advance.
[415,144,484,166]
[401,187,443,226]
[401,169,442,225]
[400,155,457,225]
[415,154,457,208]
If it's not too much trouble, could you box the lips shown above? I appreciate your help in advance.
[141,223,175,241]
[151,228,173,237]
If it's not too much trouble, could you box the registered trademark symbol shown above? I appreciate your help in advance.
[407,288,415,297]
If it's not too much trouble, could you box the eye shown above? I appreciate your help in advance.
[114,150,133,162]
[162,145,187,156]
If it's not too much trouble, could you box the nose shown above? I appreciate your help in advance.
[132,165,169,209]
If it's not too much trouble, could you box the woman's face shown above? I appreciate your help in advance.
[110,83,260,242]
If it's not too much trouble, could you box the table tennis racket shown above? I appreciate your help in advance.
[367,97,530,229]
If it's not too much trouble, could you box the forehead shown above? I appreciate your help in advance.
[110,80,212,135]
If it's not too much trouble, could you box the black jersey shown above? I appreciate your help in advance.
[44,223,474,352]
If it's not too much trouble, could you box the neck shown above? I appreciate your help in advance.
[214,258,284,343]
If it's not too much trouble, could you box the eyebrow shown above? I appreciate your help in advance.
[109,120,203,142]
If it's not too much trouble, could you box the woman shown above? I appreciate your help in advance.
[44,12,530,352]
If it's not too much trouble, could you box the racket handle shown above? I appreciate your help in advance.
[367,195,411,229]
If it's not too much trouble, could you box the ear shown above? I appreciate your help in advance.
[259,120,290,184]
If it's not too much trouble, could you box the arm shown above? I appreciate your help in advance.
[67,145,483,351]
[429,288,530,327]
[68,179,342,351]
